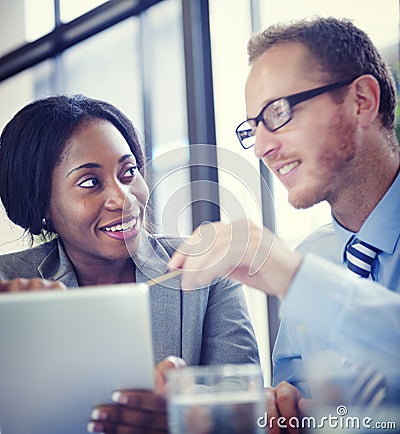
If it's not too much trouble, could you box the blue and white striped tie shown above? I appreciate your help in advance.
[344,239,386,407]
[345,239,380,279]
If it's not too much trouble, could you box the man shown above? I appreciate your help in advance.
[169,16,400,432]
[88,17,399,433]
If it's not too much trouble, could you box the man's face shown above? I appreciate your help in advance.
[245,42,358,209]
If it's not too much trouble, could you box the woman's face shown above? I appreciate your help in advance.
[47,119,149,266]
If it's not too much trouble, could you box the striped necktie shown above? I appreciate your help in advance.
[345,238,380,279]
[344,239,386,407]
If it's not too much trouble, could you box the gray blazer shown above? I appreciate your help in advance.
[0,232,259,366]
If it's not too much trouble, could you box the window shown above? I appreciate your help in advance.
[24,0,55,41]
[60,0,109,23]
[209,0,271,385]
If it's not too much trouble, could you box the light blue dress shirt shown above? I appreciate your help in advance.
[272,171,400,401]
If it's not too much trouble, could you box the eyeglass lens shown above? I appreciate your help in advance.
[236,77,355,149]
[236,97,292,149]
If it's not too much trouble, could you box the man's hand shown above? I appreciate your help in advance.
[265,382,306,434]
[0,278,66,292]
[168,220,302,299]
[87,356,186,434]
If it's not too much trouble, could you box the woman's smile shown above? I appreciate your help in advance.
[100,215,140,241]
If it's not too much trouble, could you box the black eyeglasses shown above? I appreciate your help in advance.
[235,77,356,149]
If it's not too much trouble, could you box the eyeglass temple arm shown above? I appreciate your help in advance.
[287,78,355,107]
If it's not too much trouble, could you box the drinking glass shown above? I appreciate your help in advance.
[167,364,266,434]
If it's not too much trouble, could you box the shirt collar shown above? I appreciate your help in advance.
[333,170,400,255]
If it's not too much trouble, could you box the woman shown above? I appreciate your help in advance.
[0,95,259,432]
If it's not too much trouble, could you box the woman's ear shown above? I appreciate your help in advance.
[352,74,380,127]
[42,212,55,233]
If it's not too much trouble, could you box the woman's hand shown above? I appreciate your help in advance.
[0,278,66,292]
[88,356,186,434]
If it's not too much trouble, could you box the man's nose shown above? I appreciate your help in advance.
[253,122,281,162]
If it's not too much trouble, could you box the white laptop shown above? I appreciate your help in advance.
[0,283,154,434]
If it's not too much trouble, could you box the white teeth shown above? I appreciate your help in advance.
[104,219,136,232]
[278,161,300,176]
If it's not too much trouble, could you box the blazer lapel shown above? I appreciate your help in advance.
[37,239,79,287]
[134,232,182,362]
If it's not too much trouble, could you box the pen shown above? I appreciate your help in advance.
[146,269,182,287]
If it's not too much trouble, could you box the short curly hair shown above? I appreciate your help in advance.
[248,17,397,132]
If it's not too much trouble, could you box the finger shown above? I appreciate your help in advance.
[157,356,186,376]
[274,381,302,434]
[27,278,65,290]
[87,419,167,434]
[0,280,11,292]
[176,220,265,291]
[0,278,29,292]
[168,249,186,271]
[176,226,234,290]
[169,223,229,289]
[27,278,49,290]
[90,404,167,431]
[264,387,280,434]
[45,280,67,290]
[154,356,187,394]
[298,397,315,416]
[0,278,37,292]
[168,253,208,288]
[168,229,203,271]
[0,278,65,292]
[111,390,167,413]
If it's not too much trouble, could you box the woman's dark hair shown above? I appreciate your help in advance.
[0,94,146,238]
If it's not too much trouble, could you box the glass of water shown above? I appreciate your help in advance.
[167,364,266,434]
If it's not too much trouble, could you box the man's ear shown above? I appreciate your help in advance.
[352,74,380,127]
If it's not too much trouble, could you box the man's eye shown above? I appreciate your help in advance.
[79,178,98,188]
[271,99,291,119]
[122,166,138,179]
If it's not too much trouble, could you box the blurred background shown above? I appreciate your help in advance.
[0,0,399,384]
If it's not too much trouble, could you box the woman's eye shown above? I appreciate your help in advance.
[122,166,138,179]
[79,178,99,188]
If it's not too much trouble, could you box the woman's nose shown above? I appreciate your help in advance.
[104,181,130,210]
